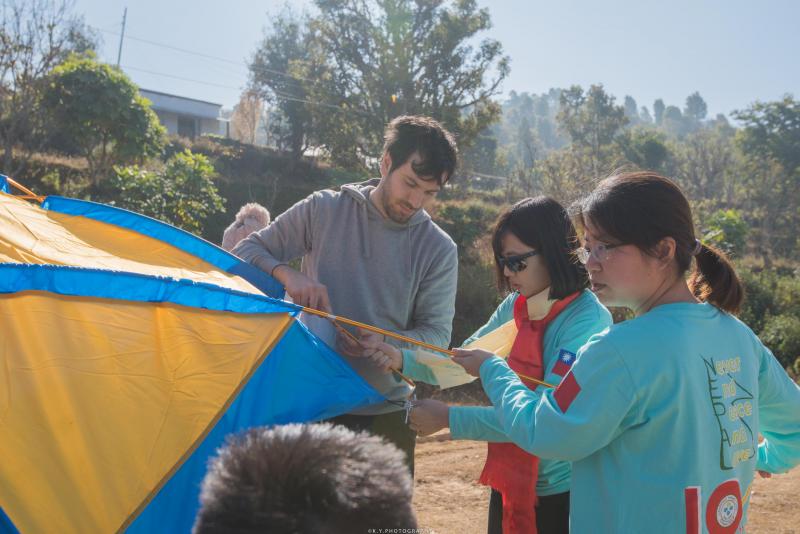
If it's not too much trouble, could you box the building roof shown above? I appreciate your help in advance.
[140,88,222,120]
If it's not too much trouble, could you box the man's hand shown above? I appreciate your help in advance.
[409,399,450,436]
[336,326,364,357]
[452,348,496,377]
[273,265,331,312]
[336,327,384,358]
[360,339,402,373]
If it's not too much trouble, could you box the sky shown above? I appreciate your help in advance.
[74,0,799,117]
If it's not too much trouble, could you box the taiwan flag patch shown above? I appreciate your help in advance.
[552,349,577,376]
[554,372,581,413]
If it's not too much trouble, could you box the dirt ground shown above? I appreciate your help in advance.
[413,431,800,534]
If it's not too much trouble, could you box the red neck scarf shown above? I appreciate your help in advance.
[478,291,580,534]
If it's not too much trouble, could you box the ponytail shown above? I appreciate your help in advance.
[578,171,745,315]
[688,242,743,314]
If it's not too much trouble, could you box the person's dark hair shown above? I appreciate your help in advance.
[574,171,743,313]
[491,196,588,299]
[193,423,417,534]
[383,115,458,186]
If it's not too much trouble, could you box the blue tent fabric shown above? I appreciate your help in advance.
[127,320,385,534]
[0,175,8,193]
[0,263,294,316]
[0,263,386,533]
[0,510,17,534]
[1,192,389,533]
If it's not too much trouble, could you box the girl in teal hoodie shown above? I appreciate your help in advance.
[454,172,800,533]
[363,197,612,533]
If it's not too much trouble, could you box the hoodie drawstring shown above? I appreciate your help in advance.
[362,200,371,259]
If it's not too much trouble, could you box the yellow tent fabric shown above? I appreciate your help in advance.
[0,186,386,533]
[0,291,292,533]
[0,193,259,294]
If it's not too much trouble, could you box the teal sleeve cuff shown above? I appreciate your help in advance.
[757,439,795,474]
[400,349,439,385]
[756,441,769,472]
[449,406,510,442]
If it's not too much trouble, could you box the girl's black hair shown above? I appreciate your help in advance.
[491,196,588,299]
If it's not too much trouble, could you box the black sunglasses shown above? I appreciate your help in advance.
[497,250,539,273]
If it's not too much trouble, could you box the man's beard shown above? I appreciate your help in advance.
[380,189,417,224]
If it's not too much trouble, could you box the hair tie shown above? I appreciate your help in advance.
[692,239,703,256]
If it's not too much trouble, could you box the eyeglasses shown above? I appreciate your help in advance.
[574,242,626,264]
[497,250,539,273]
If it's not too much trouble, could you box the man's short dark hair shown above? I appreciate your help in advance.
[193,423,418,534]
[383,115,458,186]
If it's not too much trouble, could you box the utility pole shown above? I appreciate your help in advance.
[116,7,127,67]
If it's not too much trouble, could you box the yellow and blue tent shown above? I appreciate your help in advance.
[0,176,385,533]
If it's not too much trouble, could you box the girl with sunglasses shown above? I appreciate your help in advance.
[453,172,800,533]
[362,196,612,533]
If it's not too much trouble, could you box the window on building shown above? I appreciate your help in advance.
[177,116,196,139]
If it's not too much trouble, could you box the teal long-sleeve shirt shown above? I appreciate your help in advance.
[402,289,612,496]
[479,301,800,532]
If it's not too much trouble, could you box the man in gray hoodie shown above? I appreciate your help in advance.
[233,115,458,472]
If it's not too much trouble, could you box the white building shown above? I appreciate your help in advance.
[139,89,228,139]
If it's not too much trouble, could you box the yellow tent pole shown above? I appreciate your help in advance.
[300,306,456,355]
[1,176,551,389]
[5,177,45,203]
[333,323,416,387]
[298,306,555,389]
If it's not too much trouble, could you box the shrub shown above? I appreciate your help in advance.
[760,314,800,369]
[703,209,748,257]
[105,150,223,234]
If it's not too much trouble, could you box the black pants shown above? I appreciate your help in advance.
[487,489,570,534]
[327,410,417,476]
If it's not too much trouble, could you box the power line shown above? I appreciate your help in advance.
[271,90,370,116]
[99,28,244,68]
[97,24,370,115]
[124,65,365,115]
[95,27,314,85]
[122,65,244,90]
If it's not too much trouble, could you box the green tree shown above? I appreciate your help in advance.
[557,84,628,179]
[616,128,670,172]
[639,106,653,124]
[623,95,639,123]
[703,209,748,257]
[495,90,566,168]
[662,105,689,137]
[733,95,800,174]
[249,7,313,160]
[521,119,541,192]
[653,98,665,125]
[675,123,737,203]
[460,129,498,175]
[254,0,510,169]
[761,315,800,369]
[733,96,800,263]
[106,150,224,234]
[0,0,98,175]
[435,199,501,343]
[534,148,592,203]
[42,55,165,183]
[684,91,708,121]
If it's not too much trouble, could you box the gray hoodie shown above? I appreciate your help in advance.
[233,179,458,414]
